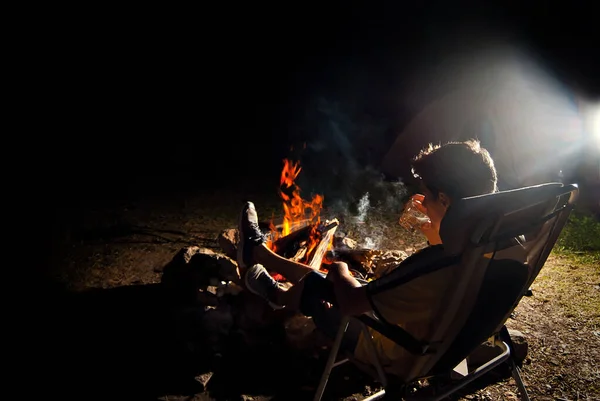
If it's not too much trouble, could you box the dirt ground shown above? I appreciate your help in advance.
[38,180,599,401]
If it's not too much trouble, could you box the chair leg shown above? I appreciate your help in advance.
[314,316,350,401]
[362,389,387,401]
[406,341,512,401]
[509,358,530,401]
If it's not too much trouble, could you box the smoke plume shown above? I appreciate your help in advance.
[286,97,410,249]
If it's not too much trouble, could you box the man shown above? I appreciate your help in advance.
[237,139,498,380]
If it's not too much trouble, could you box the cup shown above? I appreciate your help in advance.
[398,198,431,232]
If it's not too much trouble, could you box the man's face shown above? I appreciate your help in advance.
[420,182,451,232]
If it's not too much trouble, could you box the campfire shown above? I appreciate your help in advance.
[265,159,337,278]
[161,157,414,358]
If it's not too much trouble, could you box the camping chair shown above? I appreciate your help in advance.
[314,183,579,401]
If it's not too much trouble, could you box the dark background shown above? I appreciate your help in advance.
[21,4,599,398]
[32,1,599,206]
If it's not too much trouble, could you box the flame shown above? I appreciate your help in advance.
[267,159,331,264]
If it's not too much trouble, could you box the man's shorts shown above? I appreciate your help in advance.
[298,271,362,354]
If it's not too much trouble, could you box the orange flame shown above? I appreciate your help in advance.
[267,159,330,263]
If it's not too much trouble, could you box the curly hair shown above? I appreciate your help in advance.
[411,139,498,199]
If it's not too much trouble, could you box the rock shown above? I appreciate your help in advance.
[234,291,275,329]
[370,250,409,278]
[201,303,234,352]
[161,246,241,304]
[194,372,213,389]
[331,248,409,278]
[196,290,219,306]
[173,306,209,353]
[284,313,317,350]
[508,329,528,362]
[204,303,234,335]
[232,291,283,346]
[330,249,373,275]
[219,281,243,296]
[468,329,528,369]
[334,236,358,250]
[218,228,239,260]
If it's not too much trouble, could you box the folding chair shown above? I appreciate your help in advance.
[314,183,579,401]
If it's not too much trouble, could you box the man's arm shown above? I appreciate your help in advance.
[327,262,372,316]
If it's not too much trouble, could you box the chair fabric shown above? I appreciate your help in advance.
[315,183,578,401]
[404,183,577,380]
[428,258,528,375]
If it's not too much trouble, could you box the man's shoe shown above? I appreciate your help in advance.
[244,264,284,310]
[237,201,267,270]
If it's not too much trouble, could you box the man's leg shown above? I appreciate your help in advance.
[245,266,361,353]
[243,263,315,310]
[238,201,316,284]
[253,244,315,283]
[298,271,361,353]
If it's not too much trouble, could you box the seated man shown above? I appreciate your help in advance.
[237,139,498,380]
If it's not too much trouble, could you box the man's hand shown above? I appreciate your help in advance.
[326,261,348,282]
[411,194,442,245]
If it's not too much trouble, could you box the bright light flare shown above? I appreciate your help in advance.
[591,105,600,147]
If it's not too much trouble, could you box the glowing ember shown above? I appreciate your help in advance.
[267,159,331,264]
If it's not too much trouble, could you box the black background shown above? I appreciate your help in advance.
[29,1,599,201]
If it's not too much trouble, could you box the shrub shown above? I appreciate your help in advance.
[555,208,600,263]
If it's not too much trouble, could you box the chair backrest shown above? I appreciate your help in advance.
[404,183,578,381]
[428,257,527,375]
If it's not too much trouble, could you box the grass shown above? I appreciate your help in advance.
[500,207,600,399]
[535,252,600,328]
[542,206,600,327]
[554,206,600,264]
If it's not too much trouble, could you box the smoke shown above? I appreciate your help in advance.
[355,193,378,248]
[356,193,370,223]
[323,168,409,249]
[283,96,410,249]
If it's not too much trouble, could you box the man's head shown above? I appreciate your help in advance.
[411,139,498,231]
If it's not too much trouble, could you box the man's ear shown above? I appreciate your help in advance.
[438,192,452,209]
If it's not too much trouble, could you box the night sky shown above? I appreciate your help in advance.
[39,3,597,180]
[29,1,598,232]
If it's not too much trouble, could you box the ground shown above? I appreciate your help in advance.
[40,180,599,401]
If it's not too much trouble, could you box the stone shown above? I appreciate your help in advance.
[507,329,528,363]
[161,246,241,304]
[334,235,358,250]
[467,330,528,369]
[196,290,219,306]
[218,228,239,260]
[330,248,409,279]
[283,313,317,350]
[200,303,234,352]
[232,291,282,346]
[194,372,213,389]
[369,250,409,278]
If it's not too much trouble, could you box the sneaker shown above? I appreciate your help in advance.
[237,201,267,270]
[244,264,284,310]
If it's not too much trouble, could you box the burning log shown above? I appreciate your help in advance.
[271,223,313,257]
[217,220,338,272]
[307,220,338,270]
[290,246,307,263]
[270,219,339,271]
